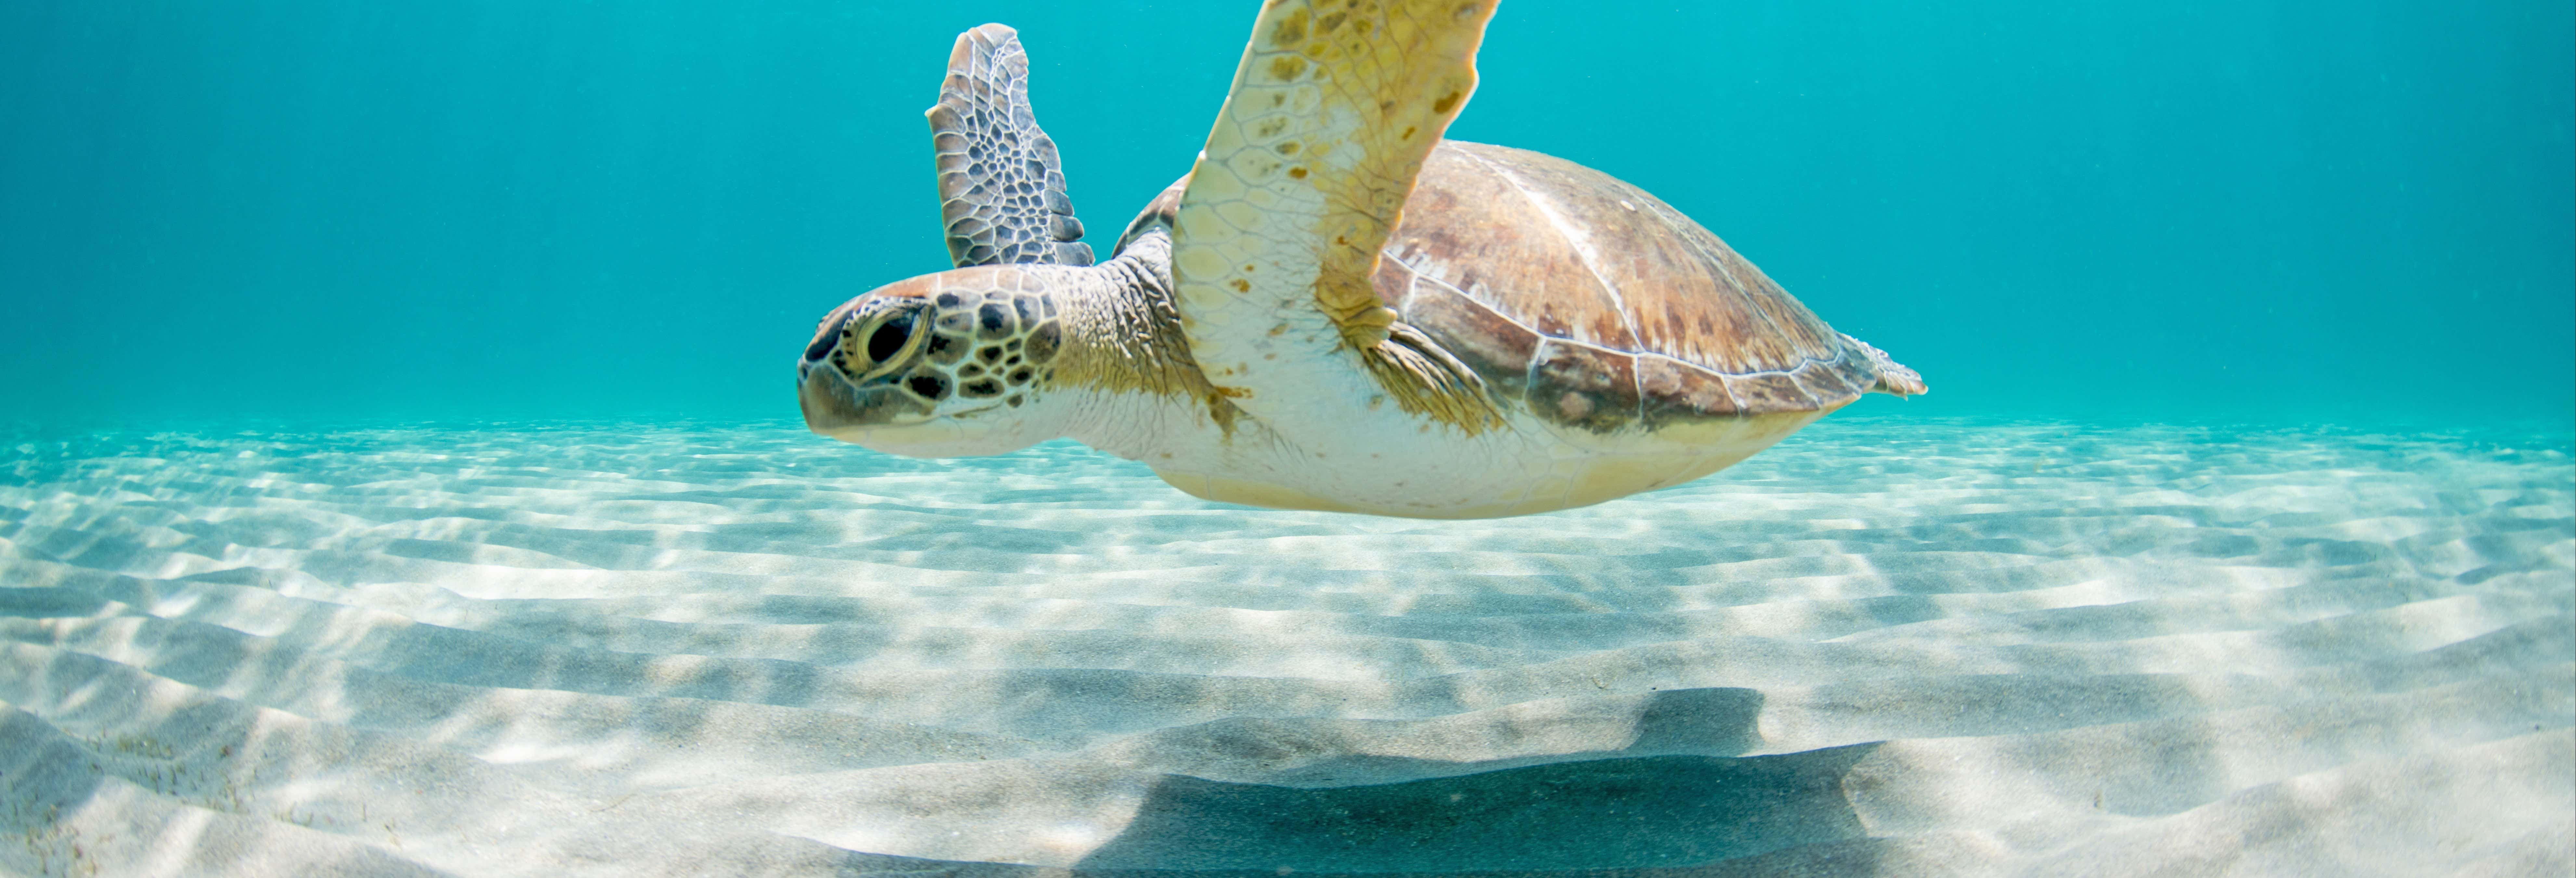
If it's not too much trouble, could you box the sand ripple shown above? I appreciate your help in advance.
[1,418,2569,876]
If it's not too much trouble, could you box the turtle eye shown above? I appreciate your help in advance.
[866,312,917,363]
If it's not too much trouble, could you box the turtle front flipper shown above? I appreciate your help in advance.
[1170,0,1505,448]
[928,24,1092,267]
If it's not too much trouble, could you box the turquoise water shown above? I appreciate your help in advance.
[3,1,2569,427]
[1,3,2572,876]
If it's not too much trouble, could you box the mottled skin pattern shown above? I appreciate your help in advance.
[797,3,1927,518]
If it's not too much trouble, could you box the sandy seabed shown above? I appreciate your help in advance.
[0,417,2568,877]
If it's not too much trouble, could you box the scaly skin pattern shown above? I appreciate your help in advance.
[929,24,1093,267]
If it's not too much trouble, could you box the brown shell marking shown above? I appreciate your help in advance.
[1383,140,1894,432]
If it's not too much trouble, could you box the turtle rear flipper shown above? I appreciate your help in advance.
[1842,334,1928,397]
[927,24,1092,267]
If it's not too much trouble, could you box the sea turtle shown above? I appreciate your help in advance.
[796,2,1925,519]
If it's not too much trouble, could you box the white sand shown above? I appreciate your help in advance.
[0,417,2568,877]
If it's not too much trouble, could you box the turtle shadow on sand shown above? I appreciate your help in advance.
[1066,688,1896,874]
[816,687,1897,875]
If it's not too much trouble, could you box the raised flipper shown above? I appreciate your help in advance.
[927,24,1092,267]
[1170,0,1504,440]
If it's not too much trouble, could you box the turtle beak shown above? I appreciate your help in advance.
[799,353,937,440]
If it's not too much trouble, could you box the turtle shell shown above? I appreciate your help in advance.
[1376,140,1891,436]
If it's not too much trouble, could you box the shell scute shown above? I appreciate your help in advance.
[1791,357,1858,403]
[1528,340,1639,433]
[1398,272,1538,400]
[1722,373,1818,412]
[1638,355,1740,429]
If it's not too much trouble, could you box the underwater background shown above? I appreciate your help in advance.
[1,2,2572,876]
[2,0,2570,428]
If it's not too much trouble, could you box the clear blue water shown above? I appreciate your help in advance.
[3,1,2568,429]
[0,5,2571,874]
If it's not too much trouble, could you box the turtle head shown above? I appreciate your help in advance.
[797,268,1074,456]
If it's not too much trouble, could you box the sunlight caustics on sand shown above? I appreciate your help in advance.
[0,418,2569,876]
